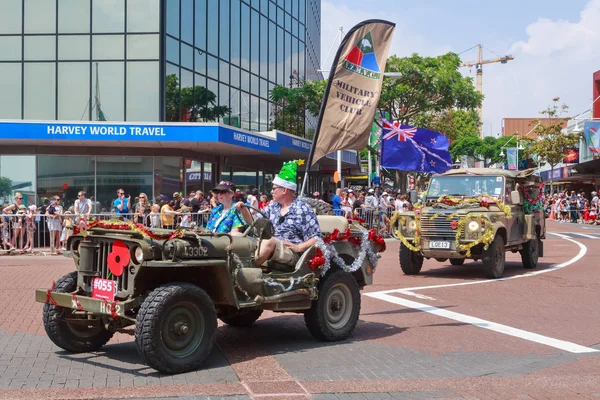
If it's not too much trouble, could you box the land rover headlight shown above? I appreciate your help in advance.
[406,219,417,234]
[133,246,144,264]
[467,220,480,232]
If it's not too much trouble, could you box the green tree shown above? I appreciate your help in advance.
[165,74,230,122]
[269,77,326,137]
[0,176,13,198]
[524,97,580,176]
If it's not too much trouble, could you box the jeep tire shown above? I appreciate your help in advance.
[399,242,423,275]
[135,283,217,374]
[43,271,114,353]
[482,235,506,279]
[298,197,334,215]
[520,233,539,269]
[304,269,360,341]
[450,258,465,266]
[219,309,263,327]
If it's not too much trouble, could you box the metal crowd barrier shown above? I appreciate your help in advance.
[0,211,212,255]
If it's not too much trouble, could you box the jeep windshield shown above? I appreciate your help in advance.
[426,175,505,200]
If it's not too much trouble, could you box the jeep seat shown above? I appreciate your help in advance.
[317,215,348,235]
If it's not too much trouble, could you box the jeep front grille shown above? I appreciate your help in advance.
[80,239,133,297]
[420,212,459,239]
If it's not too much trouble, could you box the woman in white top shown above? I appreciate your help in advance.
[395,193,409,213]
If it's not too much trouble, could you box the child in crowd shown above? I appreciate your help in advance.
[1,218,14,252]
[60,211,74,251]
[179,205,191,229]
[149,204,162,228]
[22,205,36,253]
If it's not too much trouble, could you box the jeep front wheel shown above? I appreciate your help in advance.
[450,259,465,266]
[43,271,114,353]
[482,235,505,279]
[304,270,361,341]
[135,283,217,374]
[520,233,539,269]
[399,242,423,275]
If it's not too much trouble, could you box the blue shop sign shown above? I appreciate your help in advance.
[278,133,311,152]
[0,121,279,154]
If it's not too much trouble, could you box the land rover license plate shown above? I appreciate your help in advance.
[429,241,450,249]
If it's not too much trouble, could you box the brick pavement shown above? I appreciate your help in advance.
[0,222,599,399]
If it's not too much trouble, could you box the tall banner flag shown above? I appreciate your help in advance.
[307,20,395,166]
[380,119,452,174]
[584,121,600,153]
[506,148,518,170]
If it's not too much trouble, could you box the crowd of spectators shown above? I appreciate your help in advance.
[543,190,599,224]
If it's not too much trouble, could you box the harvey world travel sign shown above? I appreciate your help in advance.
[0,120,280,154]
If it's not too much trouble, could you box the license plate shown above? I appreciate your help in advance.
[91,278,117,301]
[429,241,450,249]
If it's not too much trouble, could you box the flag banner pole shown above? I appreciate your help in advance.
[300,19,395,197]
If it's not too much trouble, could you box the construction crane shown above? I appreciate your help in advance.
[460,44,514,137]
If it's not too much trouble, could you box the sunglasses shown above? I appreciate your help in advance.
[278,215,286,224]
[16,197,23,200]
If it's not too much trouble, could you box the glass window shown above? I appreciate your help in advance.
[96,156,153,211]
[277,27,284,85]
[292,36,298,77]
[194,73,205,89]
[37,156,94,210]
[230,65,240,88]
[180,0,193,44]
[194,48,206,74]
[153,157,183,200]
[127,0,160,32]
[229,89,240,127]
[25,0,56,34]
[181,68,193,121]
[207,0,218,56]
[126,61,159,121]
[93,62,125,121]
[194,0,206,50]
[203,162,214,194]
[58,35,90,60]
[219,61,229,85]
[207,78,218,110]
[299,0,305,23]
[240,91,249,129]
[166,0,179,37]
[0,36,22,61]
[58,62,90,121]
[284,31,291,82]
[230,0,240,65]
[1,156,36,207]
[219,83,229,117]
[251,9,259,74]
[259,98,268,131]
[127,34,159,60]
[250,73,258,96]
[277,6,283,27]
[58,0,90,33]
[269,21,276,81]
[165,62,180,121]
[0,64,22,119]
[166,36,179,64]
[181,42,194,70]
[232,167,257,192]
[249,94,259,131]
[221,165,231,182]
[269,1,276,21]
[260,0,268,15]
[292,17,298,37]
[24,63,55,120]
[219,0,229,61]
[240,3,250,70]
[260,15,268,77]
[92,0,125,33]
[207,54,218,79]
[240,69,249,92]
[92,35,124,60]
[260,78,267,99]
[0,0,22,34]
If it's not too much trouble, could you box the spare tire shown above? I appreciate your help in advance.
[298,197,334,215]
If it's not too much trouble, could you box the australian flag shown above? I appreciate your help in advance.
[380,119,452,174]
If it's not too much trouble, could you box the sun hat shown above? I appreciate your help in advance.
[213,181,236,192]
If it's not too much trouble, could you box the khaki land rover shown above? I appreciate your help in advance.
[393,168,546,279]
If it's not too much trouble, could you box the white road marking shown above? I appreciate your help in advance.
[398,289,436,300]
[571,233,598,239]
[366,292,599,354]
[374,234,587,295]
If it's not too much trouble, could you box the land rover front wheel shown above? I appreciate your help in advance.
[43,271,114,353]
[135,283,217,374]
[304,270,361,341]
[399,242,423,275]
[482,235,505,279]
[520,233,539,269]
[450,259,465,266]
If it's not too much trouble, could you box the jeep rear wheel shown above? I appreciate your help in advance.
[482,235,505,279]
[520,233,539,269]
[135,283,217,374]
[43,271,114,353]
[450,258,465,266]
[399,242,423,275]
[219,309,263,327]
[304,270,361,341]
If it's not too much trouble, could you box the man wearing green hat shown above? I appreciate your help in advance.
[252,160,322,267]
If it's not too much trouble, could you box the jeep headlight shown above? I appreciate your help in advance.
[467,220,480,232]
[132,246,144,264]
[406,219,417,234]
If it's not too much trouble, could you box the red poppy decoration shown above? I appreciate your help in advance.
[310,248,326,270]
[450,220,458,230]
[107,240,130,277]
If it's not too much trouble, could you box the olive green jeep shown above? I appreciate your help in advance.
[35,207,383,374]
[393,168,546,279]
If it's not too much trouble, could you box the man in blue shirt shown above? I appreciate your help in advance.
[113,188,130,216]
[332,188,343,216]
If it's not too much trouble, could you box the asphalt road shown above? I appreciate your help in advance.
[0,220,599,399]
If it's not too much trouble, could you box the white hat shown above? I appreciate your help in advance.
[592,191,597,195]
[368,188,374,193]
[348,189,353,193]
[382,191,389,196]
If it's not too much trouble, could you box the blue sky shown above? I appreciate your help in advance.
[321,0,596,136]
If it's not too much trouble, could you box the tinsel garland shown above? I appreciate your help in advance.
[73,219,183,240]
[520,182,545,204]
[454,214,495,257]
[312,229,385,277]
[523,201,544,214]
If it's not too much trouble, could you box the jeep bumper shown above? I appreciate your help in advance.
[35,289,138,321]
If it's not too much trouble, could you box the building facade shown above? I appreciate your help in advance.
[0,0,350,209]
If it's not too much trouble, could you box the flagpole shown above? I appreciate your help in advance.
[367,150,372,187]
[299,19,393,197]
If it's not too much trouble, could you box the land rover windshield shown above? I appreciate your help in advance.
[426,175,505,200]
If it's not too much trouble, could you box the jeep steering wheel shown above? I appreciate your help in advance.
[239,204,273,239]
